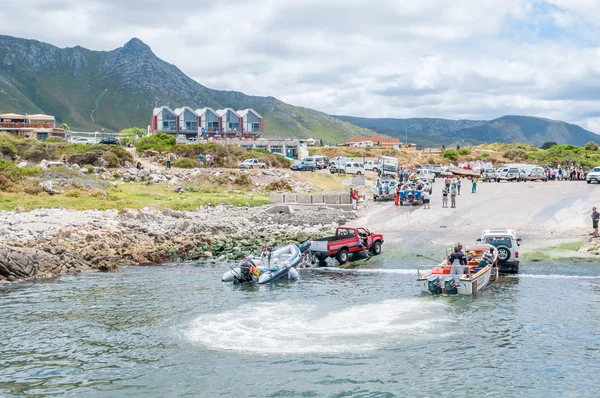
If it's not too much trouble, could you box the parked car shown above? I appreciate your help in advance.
[364,160,379,172]
[481,168,497,182]
[417,169,436,183]
[525,166,548,182]
[237,159,266,169]
[477,229,522,273]
[186,137,197,143]
[330,160,347,174]
[290,161,316,172]
[344,161,365,175]
[99,137,120,145]
[309,226,384,265]
[586,166,600,184]
[303,156,329,169]
[497,167,520,182]
[72,137,95,144]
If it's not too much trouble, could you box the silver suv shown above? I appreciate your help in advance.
[497,167,521,182]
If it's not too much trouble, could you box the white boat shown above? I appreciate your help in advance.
[417,244,498,295]
[222,244,304,284]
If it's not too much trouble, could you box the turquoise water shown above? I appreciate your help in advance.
[1,258,600,397]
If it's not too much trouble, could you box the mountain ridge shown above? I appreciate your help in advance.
[335,114,600,147]
[0,35,371,142]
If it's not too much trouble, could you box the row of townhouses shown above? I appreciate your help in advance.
[151,106,264,139]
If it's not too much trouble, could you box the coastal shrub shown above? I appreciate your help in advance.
[443,150,459,161]
[0,140,17,159]
[427,157,435,164]
[171,142,291,168]
[0,159,43,182]
[23,143,59,162]
[457,148,471,156]
[504,149,529,160]
[22,185,43,195]
[540,142,558,150]
[63,144,132,167]
[265,180,293,192]
[534,144,600,169]
[584,141,599,151]
[135,132,175,152]
[479,153,490,159]
[172,158,200,169]
[0,175,13,190]
[233,173,252,187]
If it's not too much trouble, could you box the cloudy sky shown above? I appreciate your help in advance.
[3,0,600,132]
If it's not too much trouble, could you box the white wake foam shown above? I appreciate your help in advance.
[185,299,450,355]
[309,268,417,275]
[510,274,600,280]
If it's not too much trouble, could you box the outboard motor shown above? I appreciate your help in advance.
[235,259,256,284]
[444,277,460,295]
[427,275,442,295]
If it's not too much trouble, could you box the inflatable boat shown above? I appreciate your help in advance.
[222,244,303,284]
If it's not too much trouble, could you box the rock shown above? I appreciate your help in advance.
[203,251,213,258]
[97,158,110,168]
[39,159,48,169]
[17,161,28,168]
[71,164,80,171]
[40,181,60,195]
[174,187,185,193]
[81,168,89,174]
[128,168,139,176]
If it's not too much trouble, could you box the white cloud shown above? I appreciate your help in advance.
[1,0,600,132]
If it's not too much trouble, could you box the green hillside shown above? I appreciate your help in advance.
[0,35,371,143]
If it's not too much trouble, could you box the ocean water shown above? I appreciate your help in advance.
[1,257,599,397]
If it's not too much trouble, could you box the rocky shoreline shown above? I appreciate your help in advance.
[0,205,356,283]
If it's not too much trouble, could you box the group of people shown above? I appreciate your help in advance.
[448,244,495,276]
[198,154,215,168]
[440,177,477,208]
[546,165,586,181]
[396,167,417,183]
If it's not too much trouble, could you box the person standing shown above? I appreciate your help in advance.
[444,177,451,191]
[450,186,457,208]
[394,184,400,206]
[457,178,462,195]
[403,168,409,182]
[442,187,449,208]
[422,189,430,209]
[592,207,599,237]
[472,177,477,193]
[351,190,359,211]
[165,154,171,169]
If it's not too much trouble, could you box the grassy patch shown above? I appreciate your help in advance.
[0,182,270,211]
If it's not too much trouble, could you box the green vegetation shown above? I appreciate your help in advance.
[135,132,175,152]
[443,150,459,161]
[172,158,201,169]
[0,182,270,211]
[584,141,599,151]
[118,127,146,146]
[540,142,558,149]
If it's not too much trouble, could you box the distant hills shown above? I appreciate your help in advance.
[0,35,371,142]
[336,115,600,147]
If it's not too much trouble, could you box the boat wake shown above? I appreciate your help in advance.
[185,299,451,355]
[308,268,417,275]
[507,274,600,280]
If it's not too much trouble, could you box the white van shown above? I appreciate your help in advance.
[345,162,365,175]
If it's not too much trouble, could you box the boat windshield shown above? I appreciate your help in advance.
[484,237,512,248]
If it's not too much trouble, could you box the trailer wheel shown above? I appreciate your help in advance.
[371,241,382,256]
[318,258,327,267]
[336,249,349,264]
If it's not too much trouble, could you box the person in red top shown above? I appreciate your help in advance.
[394,184,400,206]
[351,190,359,210]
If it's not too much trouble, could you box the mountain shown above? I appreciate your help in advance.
[336,115,600,147]
[0,35,371,142]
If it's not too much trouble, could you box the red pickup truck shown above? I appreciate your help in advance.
[309,226,384,265]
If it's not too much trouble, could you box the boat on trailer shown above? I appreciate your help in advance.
[417,244,498,295]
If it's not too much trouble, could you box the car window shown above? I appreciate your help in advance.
[484,237,512,248]
[593,167,600,172]
[357,228,368,237]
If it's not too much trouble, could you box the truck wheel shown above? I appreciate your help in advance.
[497,246,511,263]
[371,241,382,256]
[356,171,362,175]
[336,249,349,264]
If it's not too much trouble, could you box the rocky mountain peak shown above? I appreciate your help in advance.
[122,38,153,55]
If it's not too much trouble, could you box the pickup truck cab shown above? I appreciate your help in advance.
[238,158,266,169]
[310,226,384,265]
[417,169,436,183]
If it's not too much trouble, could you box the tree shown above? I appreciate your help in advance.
[118,127,146,146]
[540,142,557,150]
[584,141,599,151]
[59,123,71,131]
